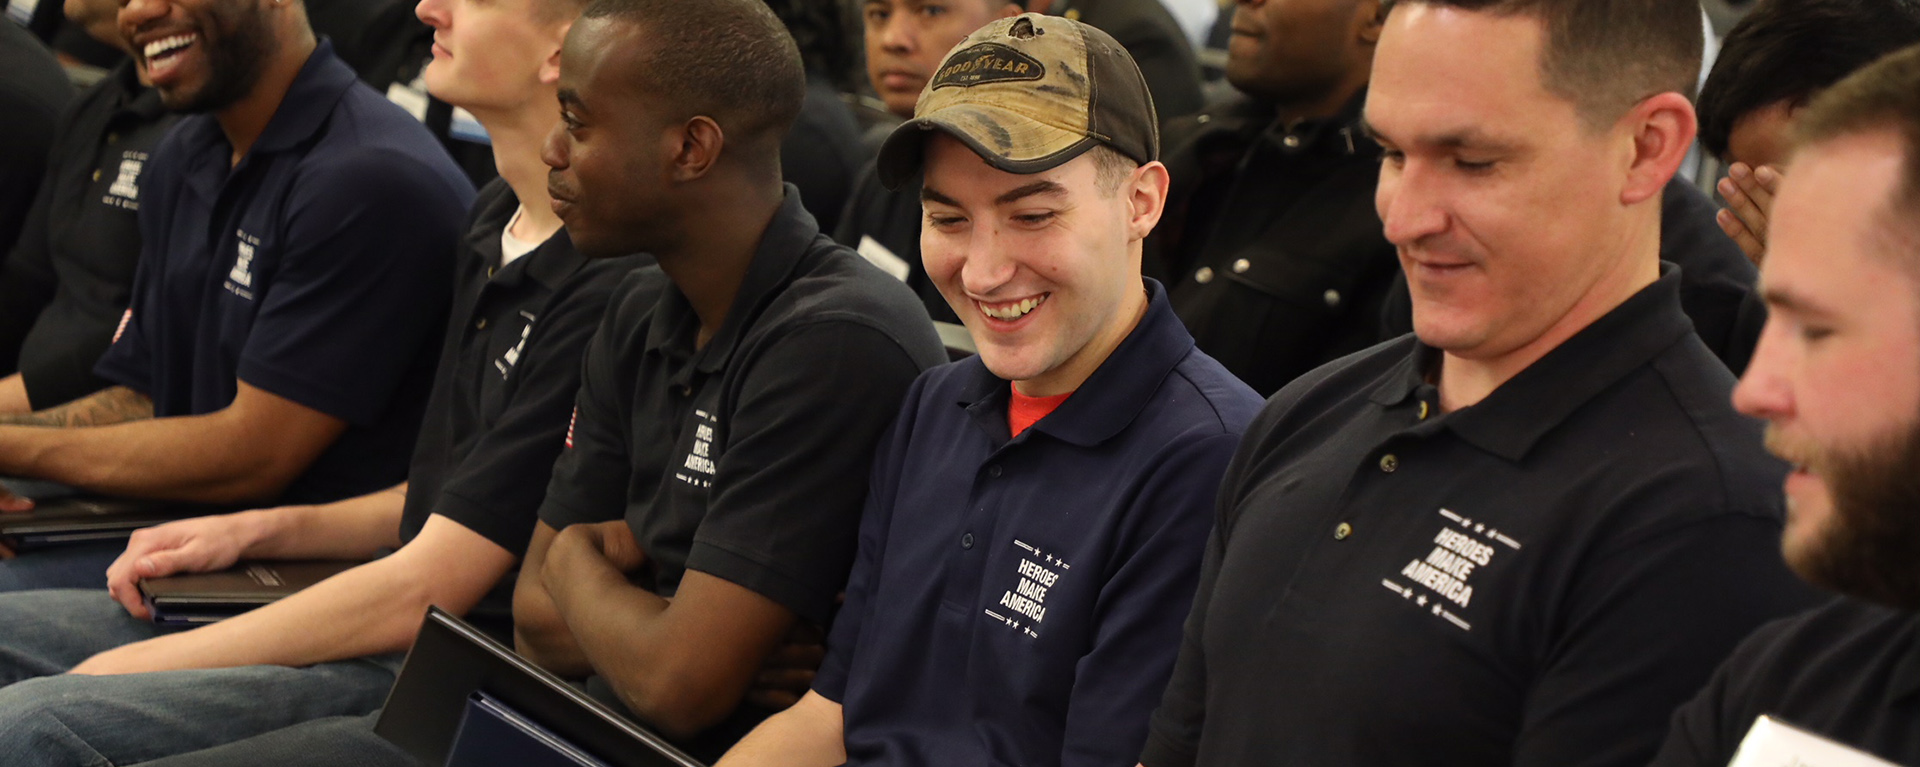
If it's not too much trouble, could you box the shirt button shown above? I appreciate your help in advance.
[106,132,119,144]
[961,533,975,549]
[1379,454,1399,473]
[1196,114,1212,124]
[1333,522,1353,540]
[1323,289,1342,307]
[678,385,693,397]
[987,465,1002,478]
[92,169,102,182]
[474,317,488,330]
[1282,134,1301,149]
[1231,259,1251,274]
[1194,266,1214,284]
[1417,401,1431,420]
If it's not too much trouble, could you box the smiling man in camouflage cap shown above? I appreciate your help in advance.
[715,12,1261,767]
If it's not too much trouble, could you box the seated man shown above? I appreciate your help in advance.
[0,0,181,413]
[1139,0,1823,764]
[1650,44,1920,767]
[718,15,1263,767]
[1028,0,1204,118]
[0,0,643,760]
[1148,0,1399,396]
[1695,0,1920,264]
[0,0,473,590]
[510,0,946,758]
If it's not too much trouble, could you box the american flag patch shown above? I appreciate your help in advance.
[565,407,577,449]
[112,308,132,344]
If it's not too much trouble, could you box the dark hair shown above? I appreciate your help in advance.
[580,0,807,147]
[1796,43,1920,241]
[1381,0,1701,129]
[1698,0,1920,159]
[761,0,857,91]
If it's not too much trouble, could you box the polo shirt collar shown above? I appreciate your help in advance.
[467,192,591,291]
[109,60,167,121]
[645,184,818,370]
[958,278,1196,448]
[1369,263,1693,462]
[248,40,358,155]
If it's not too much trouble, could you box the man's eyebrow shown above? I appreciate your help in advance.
[557,88,585,110]
[1362,119,1520,153]
[920,185,961,207]
[1760,285,1836,319]
[993,180,1066,206]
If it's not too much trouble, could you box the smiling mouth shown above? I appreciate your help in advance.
[142,33,198,78]
[978,294,1049,321]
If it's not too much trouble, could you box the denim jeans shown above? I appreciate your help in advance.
[0,590,404,767]
[138,713,427,767]
[0,541,124,591]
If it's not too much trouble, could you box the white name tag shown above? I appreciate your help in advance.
[857,235,911,283]
[1728,715,1898,767]
[385,81,430,122]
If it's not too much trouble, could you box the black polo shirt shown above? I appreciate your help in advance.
[1382,178,1767,375]
[1152,90,1400,397]
[538,188,946,628]
[814,280,1263,767]
[93,41,474,505]
[1651,597,1920,766]
[0,60,180,410]
[1141,267,1824,767]
[396,178,646,557]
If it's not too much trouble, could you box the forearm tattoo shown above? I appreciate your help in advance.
[0,387,155,428]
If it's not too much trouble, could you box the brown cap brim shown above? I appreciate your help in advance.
[875,102,1102,190]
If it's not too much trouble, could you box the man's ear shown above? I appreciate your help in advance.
[670,115,725,181]
[1357,0,1385,44]
[1000,1,1026,18]
[1619,91,1697,206]
[1126,161,1171,242]
[538,23,570,86]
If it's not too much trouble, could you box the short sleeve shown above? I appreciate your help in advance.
[232,148,468,426]
[811,375,926,702]
[429,265,632,556]
[1510,513,1824,767]
[92,140,180,396]
[684,320,931,627]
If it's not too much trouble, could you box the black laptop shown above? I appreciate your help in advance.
[136,559,365,625]
[375,607,706,767]
[0,477,207,547]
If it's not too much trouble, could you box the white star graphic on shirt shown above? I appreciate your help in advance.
[1415,595,1428,606]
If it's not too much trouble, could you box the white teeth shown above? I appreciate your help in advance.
[143,34,196,61]
[979,295,1046,320]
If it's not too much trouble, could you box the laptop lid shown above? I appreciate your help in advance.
[375,606,706,767]
[136,560,364,625]
[0,477,209,545]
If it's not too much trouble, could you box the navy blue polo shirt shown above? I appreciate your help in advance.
[94,41,474,505]
[813,279,1263,767]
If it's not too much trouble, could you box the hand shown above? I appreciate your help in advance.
[557,519,648,573]
[105,512,261,620]
[746,620,827,710]
[1716,162,1782,266]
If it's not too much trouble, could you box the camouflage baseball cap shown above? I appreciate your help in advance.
[874,12,1159,189]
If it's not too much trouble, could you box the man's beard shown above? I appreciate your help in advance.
[164,4,275,114]
[1778,415,1920,609]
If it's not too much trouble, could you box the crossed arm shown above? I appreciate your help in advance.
[513,519,799,739]
[0,381,345,504]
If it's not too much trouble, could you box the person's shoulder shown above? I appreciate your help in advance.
[1639,335,1784,515]
[1234,334,1417,453]
[1162,92,1261,149]
[301,82,469,191]
[765,236,942,352]
[1160,346,1266,437]
[1715,597,1912,711]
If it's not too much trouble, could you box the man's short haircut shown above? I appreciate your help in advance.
[1380,0,1701,130]
[1089,145,1137,195]
[579,0,806,149]
[1795,43,1920,255]
[1698,0,1920,159]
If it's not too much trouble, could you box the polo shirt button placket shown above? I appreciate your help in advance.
[474,317,487,330]
[1282,134,1301,150]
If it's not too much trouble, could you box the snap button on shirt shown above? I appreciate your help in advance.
[1379,454,1399,473]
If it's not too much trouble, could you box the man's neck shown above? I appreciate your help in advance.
[477,102,565,245]
[215,34,317,166]
[1435,219,1662,412]
[655,181,785,349]
[1257,73,1368,127]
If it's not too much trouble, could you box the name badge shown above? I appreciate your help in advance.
[857,236,911,282]
[1728,715,1898,767]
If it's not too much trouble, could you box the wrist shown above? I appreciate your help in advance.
[235,506,303,558]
